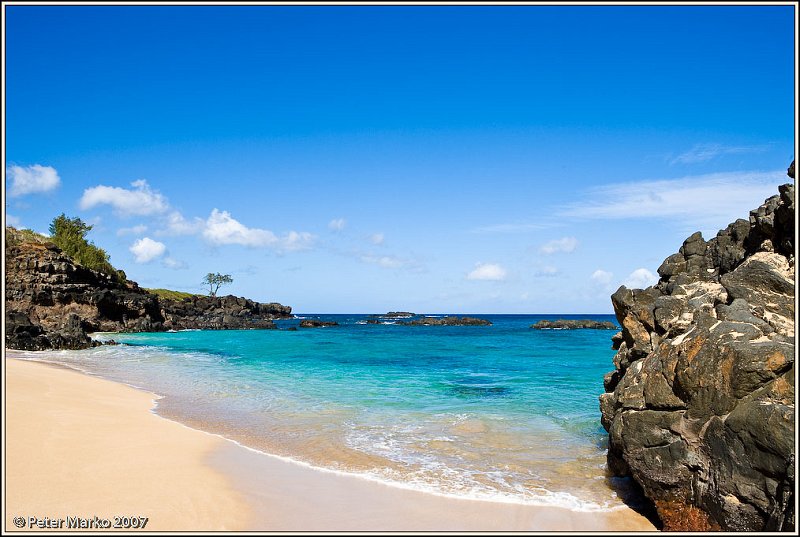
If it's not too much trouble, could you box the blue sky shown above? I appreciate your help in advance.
[5,5,796,313]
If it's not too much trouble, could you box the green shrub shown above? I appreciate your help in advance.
[48,214,126,283]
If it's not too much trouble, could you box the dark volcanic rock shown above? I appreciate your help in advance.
[599,167,795,532]
[399,316,492,326]
[5,229,293,350]
[384,311,416,318]
[299,319,339,328]
[159,294,290,330]
[531,319,618,330]
[5,235,165,350]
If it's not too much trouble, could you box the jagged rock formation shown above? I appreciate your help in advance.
[600,168,795,531]
[5,229,292,350]
[399,316,492,326]
[5,237,165,350]
[531,319,618,330]
[160,295,290,330]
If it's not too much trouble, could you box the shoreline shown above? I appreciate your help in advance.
[5,352,657,531]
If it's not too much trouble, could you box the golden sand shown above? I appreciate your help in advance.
[5,355,657,532]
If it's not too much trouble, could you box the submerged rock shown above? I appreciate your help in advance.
[599,165,795,531]
[531,319,618,330]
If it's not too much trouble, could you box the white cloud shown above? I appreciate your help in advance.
[670,143,769,165]
[203,209,315,252]
[281,230,316,252]
[162,257,187,270]
[623,268,658,290]
[591,269,614,285]
[8,164,61,197]
[161,211,204,236]
[560,171,787,231]
[80,179,169,216]
[467,263,507,281]
[117,224,148,236]
[539,237,578,255]
[203,209,277,247]
[370,232,385,245]
[6,214,22,227]
[129,237,167,263]
[328,218,346,232]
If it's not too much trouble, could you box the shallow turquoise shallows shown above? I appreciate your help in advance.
[26,314,629,511]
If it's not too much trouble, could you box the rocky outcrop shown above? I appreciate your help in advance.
[299,319,338,328]
[399,316,492,326]
[5,229,292,350]
[600,170,795,531]
[5,237,165,350]
[531,319,618,330]
[160,295,290,330]
[384,311,416,318]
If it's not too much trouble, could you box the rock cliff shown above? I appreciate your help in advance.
[5,229,292,350]
[600,164,795,531]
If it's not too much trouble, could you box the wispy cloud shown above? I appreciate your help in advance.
[369,232,385,245]
[532,265,559,277]
[670,143,770,165]
[6,214,22,227]
[328,218,346,232]
[117,224,148,236]
[361,254,408,269]
[471,222,552,234]
[560,170,787,231]
[466,262,507,281]
[203,209,315,252]
[162,257,187,270]
[80,179,169,217]
[8,164,61,197]
[539,237,578,255]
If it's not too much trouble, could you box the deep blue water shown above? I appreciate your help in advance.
[21,313,626,510]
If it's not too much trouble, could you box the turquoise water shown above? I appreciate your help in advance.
[21,314,627,510]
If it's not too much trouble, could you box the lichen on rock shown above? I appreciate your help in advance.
[600,163,795,531]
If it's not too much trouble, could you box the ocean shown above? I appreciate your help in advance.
[15,313,633,512]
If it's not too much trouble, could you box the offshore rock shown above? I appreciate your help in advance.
[531,319,618,330]
[399,316,492,326]
[299,319,339,328]
[600,169,795,531]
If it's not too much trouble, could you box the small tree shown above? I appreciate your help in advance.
[203,272,233,297]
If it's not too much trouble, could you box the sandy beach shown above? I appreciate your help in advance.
[5,354,657,532]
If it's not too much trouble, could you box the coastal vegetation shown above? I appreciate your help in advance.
[203,272,233,297]
[145,288,198,301]
[48,214,127,283]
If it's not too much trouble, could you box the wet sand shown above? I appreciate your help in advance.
[5,354,656,532]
